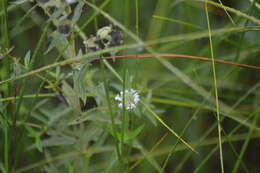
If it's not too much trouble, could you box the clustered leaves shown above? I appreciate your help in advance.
[33,0,125,115]
[36,0,81,38]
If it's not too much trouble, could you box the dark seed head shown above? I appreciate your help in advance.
[58,24,71,35]
[108,30,124,47]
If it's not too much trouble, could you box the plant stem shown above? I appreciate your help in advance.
[205,2,224,172]
[0,0,10,172]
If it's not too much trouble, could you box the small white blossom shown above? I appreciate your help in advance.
[115,89,140,110]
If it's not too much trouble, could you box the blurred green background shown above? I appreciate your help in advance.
[0,0,260,173]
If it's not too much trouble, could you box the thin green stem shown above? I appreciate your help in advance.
[153,15,204,30]
[194,109,259,173]
[91,0,99,30]
[0,0,10,172]
[173,0,260,25]
[205,1,224,173]
[100,58,120,162]
[141,101,197,153]
[232,109,260,173]
[135,0,139,36]
[217,0,235,25]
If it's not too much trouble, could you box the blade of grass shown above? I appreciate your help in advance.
[141,100,197,153]
[10,4,37,36]
[153,15,204,30]
[248,0,260,10]
[152,97,216,111]
[216,0,235,25]
[194,109,260,173]
[175,81,260,172]
[161,105,204,169]
[173,0,260,25]
[146,0,171,40]
[0,0,10,172]
[232,108,259,173]
[100,59,120,161]
[135,0,139,36]
[79,0,111,32]
[129,133,168,171]
[98,54,260,71]
[205,1,224,172]
[129,133,260,162]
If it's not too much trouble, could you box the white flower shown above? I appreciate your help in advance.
[115,89,140,110]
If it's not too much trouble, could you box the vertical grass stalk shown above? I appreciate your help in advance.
[205,1,224,172]
[232,109,260,173]
[135,0,139,36]
[0,0,10,172]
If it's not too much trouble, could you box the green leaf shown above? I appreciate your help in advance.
[25,126,43,152]
[24,50,31,69]
[73,65,88,105]
[45,31,74,59]
[72,1,84,23]
[62,81,81,113]
[0,162,7,173]
[69,107,98,125]
[124,125,144,140]
[105,124,144,141]
[27,136,77,150]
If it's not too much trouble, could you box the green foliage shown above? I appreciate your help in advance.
[0,0,260,173]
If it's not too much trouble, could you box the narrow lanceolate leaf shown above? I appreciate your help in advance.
[24,50,31,69]
[27,136,77,149]
[124,125,145,140]
[62,81,81,113]
[45,31,74,59]
[73,65,88,105]
[25,126,43,152]
[72,1,84,23]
